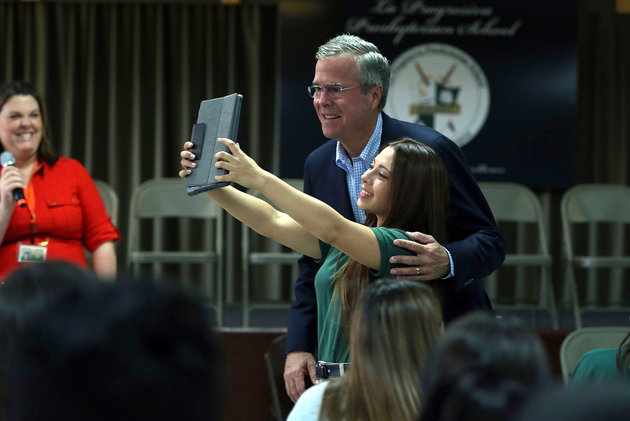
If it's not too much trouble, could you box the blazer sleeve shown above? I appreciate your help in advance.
[285,156,320,355]
[429,134,506,290]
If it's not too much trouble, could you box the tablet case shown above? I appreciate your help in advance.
[185,93,243,196]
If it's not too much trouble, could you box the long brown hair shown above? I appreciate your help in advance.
[0,81,59,165]
[332,137,449,327]
[319,280,443,421]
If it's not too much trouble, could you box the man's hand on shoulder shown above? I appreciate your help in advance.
[389,231,450,280]
[284,351,317,403]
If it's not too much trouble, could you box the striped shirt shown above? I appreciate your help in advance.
[334,113,383,223]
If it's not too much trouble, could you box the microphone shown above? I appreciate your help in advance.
[0,151,27,208]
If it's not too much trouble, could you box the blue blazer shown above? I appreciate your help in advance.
[286,113,506,354]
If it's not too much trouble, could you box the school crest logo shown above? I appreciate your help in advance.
[385,43,490,147]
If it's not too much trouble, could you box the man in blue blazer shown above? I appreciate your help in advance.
[283,34,506,402]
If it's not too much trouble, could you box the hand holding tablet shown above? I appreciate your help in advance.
[185,93,243,196]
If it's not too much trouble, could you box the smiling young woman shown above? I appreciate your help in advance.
[180,136,449,364]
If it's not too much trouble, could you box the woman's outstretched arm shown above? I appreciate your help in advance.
[213,138,381,269]
[180,144,320,259]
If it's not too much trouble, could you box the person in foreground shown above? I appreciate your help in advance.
[181,136,448,364]
[569,328,630,385]
[8,277,225,421]
[0,81,120,281]
[0,261,99,420]
[283,33,505,401]
[419,312,553,421]
[287,279,443,421]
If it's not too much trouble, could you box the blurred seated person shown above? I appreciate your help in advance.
[287,280,443,421]
[419,312,554,421]
[8,277,225,421]
[0,81,120,281]
[569,329,630,386]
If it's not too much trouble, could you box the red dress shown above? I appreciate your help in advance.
[0,157,121,280]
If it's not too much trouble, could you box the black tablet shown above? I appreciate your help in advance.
[185,93,243,196]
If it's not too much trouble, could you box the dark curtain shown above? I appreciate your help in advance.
[0,1,279,303]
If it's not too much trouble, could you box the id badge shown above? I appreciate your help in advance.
[17,243,48,263]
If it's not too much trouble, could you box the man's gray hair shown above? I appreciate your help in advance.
[316,34,390,111]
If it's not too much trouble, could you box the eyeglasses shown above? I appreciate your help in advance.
[307,84,361,99]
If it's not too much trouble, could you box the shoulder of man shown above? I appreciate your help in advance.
[381,112,449,146]
[304,138,337,164]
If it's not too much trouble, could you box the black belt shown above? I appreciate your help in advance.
[315,361,351,379]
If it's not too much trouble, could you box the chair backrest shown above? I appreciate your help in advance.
[478,182,554,315]
[264,334,294,421]
[561,184,630,225]
[478,181,546,232]
[242,178,303,259]
[561,183,630,261]
[560,327,629,383]
[479,182,551,259]
[93,179,119,226]
[126,178,224,314]
[127,177,223,257]
[245,179,304,211]
[129,178,221,219]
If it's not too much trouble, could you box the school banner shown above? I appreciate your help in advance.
[279,0,577,189]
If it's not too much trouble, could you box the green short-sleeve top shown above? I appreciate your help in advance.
[570,347,630,386]
[314,227,414,363]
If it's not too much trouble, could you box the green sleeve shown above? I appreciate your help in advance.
[369,227,415,277]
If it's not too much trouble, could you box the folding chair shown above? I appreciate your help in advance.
[126,178,224,325]
[93,179,119,226]
[85,180,119,268]
[241,179,303,327]
[559,326,628,383]
[561,184,630,328]
[478,182,558,328]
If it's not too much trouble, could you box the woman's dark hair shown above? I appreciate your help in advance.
[8,278,225,421]
[0,261,98,330]
[0,81,58,165]
[334,137,450,327]
[419,312,553,421]
[0,261,98,420]
[370,138,449,242]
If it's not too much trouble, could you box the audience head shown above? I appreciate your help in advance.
[0,80,57,164]
[0,261,97,421]
[9,278,225,421]
[515,384,630,421]
[419,312,553,421]
[320,279,443,421]
[316,34,390,110]
[0,261,98,329]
